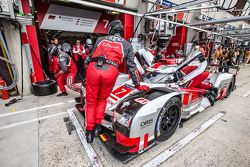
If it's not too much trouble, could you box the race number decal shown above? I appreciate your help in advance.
[111,86,133,100]
[103,20,109,28]
[114,88,127,95]
[135,97,150,105]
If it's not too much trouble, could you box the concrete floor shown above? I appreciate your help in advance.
[0,65,250,167]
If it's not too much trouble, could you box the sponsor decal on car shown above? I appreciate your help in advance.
[134,97,150,105]
[140,118,153,129]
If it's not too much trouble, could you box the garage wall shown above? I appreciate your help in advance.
[3,23,32,95]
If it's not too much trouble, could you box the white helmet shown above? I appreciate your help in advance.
[86,38,92,47]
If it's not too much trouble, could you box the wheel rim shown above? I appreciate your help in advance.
[160,105,179,134]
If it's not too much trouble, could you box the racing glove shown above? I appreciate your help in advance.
[135,84,150,92]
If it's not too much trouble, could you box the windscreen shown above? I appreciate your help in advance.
[145,71,177,84]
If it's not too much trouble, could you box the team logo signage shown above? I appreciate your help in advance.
[40,4,113,34]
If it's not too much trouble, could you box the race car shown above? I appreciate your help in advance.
[75,50,237,163]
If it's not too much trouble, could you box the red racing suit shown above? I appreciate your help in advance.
[85,36,140,130]
[54,51,81,93]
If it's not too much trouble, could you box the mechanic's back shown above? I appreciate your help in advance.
[91,35,131,66]
[85,20,150,143]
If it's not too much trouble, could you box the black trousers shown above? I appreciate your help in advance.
[76,54,85,78]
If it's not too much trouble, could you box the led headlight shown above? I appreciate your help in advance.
[113,111,132,128]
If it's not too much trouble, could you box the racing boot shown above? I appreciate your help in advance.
[94,124,102,137]
[86,130,94,143]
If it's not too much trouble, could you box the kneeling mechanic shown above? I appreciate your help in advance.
[49,44,81,96]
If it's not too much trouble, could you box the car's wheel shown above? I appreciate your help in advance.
[155,96,182,142]
[32,80,58,96]
[225,77,235,98]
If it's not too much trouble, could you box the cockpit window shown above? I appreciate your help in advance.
[145,72,177,83]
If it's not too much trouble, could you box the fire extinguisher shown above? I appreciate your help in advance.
[0,76,9,100]
[30,69,37,83]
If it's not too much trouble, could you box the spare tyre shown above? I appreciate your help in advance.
[32,80,58,96]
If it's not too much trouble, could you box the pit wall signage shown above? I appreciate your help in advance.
[39,4,113,34]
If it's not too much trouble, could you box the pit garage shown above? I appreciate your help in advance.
[0,0,250,167]
[34,1,116,75]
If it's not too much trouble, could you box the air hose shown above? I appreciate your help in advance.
[0,31,19,90]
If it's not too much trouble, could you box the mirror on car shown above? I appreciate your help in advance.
[219,0,239,10]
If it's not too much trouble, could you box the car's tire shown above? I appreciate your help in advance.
[32,80,58,96]
[155,96,182,142]
[225,77,235,98]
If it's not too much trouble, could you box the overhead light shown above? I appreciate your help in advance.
[107,10,120,15]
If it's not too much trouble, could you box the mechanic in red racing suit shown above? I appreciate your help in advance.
[49,44,81,96]
[85,20,150,143]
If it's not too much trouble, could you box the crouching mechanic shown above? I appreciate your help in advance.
[85,20,150,143]
[49,44,81,96]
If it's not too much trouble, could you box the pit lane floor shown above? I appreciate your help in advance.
[0,65,250,167]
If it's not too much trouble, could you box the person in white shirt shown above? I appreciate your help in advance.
[73,39,86,77]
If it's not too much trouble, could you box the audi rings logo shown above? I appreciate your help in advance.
[140,119,153,128]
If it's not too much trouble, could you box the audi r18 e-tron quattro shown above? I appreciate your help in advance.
[75,49,237,163]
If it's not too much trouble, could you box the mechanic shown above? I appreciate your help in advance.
[73,39,86,77]
[49,44,81,96]
[62,40,72,58]
[84,38,93,67]
[48,38,55,48]
[85,38,93,56]
[84,20,150,143]
[54,37,61,51]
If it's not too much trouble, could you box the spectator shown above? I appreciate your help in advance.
[233,48,239,65]
[218,47,230,72]
[244,48,250,65]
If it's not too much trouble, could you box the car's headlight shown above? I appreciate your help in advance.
[113,111,132,128]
